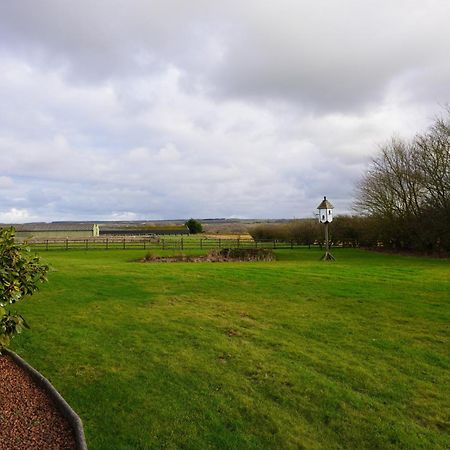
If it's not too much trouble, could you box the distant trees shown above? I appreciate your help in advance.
[247,216,378,248]
[355,109,450,252]
[249,223,291,241]
[248,216,378,247]
[248,108,449,255]
[288,220,321,248]
[185,218,203,234]
[248,220,322,245]
[245,111,449,254]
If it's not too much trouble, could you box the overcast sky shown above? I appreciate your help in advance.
[0,0,449,222]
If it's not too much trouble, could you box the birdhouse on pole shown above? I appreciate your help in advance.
[317,196,334,224]
[317,196,335,260]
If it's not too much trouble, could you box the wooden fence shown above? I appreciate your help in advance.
[26,237,319,251]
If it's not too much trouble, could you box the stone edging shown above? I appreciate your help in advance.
[5,349,88,450]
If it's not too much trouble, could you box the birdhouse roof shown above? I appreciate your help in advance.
[317,197,334,209]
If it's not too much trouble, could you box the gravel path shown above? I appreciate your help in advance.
[0,355,76,450]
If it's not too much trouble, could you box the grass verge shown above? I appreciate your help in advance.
[11,248,450,449]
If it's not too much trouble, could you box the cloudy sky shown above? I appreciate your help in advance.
[0,0,449,222]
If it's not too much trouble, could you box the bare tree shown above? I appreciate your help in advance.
[354,108,450,252]
[415,111,450,211]
[414,109,450,250]
[288,219,320,247]
[356,137,424,218]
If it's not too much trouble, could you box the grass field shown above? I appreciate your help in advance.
[11,248,450,450]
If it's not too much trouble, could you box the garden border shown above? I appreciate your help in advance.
[5,349,88,450]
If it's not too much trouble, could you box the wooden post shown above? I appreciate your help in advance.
[321,222,335,260]
[291,240,293,249]
[123,238,126,250]
[106,238,109,250]
[181,237,184,250]
[219,238,221,249]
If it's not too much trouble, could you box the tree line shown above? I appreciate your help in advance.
[355,108,449,252]
[249,109,449,253]
[248,216,377,248]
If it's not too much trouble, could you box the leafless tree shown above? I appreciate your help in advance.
[356,137,424,218]
[415,111,450,211]
[354,108,450,252]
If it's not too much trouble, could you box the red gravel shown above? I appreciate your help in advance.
[0,355,76,450]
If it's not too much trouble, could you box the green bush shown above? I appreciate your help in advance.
[248,223,290,241]
[217,248,276,261]
[185,218,203,234]
[0,227,48,352]
[248,220,321,245]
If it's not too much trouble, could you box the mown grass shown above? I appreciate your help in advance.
[11,248,450,449]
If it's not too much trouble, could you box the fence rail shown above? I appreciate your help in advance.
[25,237,321,252]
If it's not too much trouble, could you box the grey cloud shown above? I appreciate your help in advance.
[0,1,448,221]
[0,0,220,82]
[207,1,450,110]
[1,1,448,110]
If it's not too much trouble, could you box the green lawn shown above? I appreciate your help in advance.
[11,248,450,449]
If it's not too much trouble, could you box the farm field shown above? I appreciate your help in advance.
[11,248,450,450]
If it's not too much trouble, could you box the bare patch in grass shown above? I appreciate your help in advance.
[141,248,276,263]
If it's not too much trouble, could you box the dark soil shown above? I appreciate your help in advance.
[0,354,76,450]
[142,247,276,263]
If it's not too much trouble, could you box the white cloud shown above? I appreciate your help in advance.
[0,208,37,223]
[0,1,448,221]
[0,176,14,189]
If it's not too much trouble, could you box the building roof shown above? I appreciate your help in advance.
[2,223,95,232]
[100,226,188,232]
[316,197,334,210]
[100,226,189,236]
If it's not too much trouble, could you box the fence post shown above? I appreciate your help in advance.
[200,238,202,249]
[123,238,126,250]
[273,240,276,249]
[219,238,221,249]
[237,238,240,248]
[291,240,293,249]
[106,238,109,250]
[255,240,258,248]
[181,237,184,251]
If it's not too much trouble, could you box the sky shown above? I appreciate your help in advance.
[0,0,449,222]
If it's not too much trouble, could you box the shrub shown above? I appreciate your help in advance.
[249,220,321,245]
[0,227,48,352]
[216,248,276,261]
[185,218,203,234]
[248,223,290,241]
[288,219,321,247]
